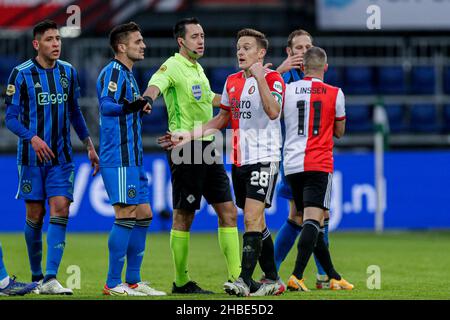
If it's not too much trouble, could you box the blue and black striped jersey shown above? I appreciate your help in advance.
[4,58,84,166]
[97,59,143,167]
[283,68,303,84]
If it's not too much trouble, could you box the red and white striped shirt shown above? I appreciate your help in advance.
[283,77,346,174]
[220,69,285,166]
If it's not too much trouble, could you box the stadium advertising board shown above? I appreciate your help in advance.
[317,0,450,30]
[0,152,449,232]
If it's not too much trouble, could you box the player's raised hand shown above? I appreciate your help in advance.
[276,54,303,74]
[249,62,266,80]
[31,136,55,163]
[157,132,174,150]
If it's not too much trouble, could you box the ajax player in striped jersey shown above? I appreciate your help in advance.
[171,29,285,297]
[283,47,353,291]
[97,22,165,296]
[4,20,99,295]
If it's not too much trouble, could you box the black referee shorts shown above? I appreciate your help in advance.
[167,140,232,211]
[286,171,333,211]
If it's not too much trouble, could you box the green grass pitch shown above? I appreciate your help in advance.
[1,231,449,300]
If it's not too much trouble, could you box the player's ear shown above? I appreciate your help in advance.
[259,48,266,60]
[118,43,126,53]
[32,39,39,50]
[177,37,183,48]
[324,63,329,73]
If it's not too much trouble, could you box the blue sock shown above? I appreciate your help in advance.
[44,217,68,283]
[107,218,136,288]
[126,218,151,285]
[0,242,8,280]
[313,218,330,276]
[24,218,43,282]
[274,219,302,271]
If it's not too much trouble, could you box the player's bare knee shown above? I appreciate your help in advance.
[173,209,194,231]
[218,205,237,227]
[303,207,323,222]
[289,214,303,225]
[243,213,263,232]
[114,204,137,219]
[50,201,70,217]
[136,204,152,220]
[26,202,45,223]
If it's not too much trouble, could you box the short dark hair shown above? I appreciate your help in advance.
[303,47,327,72]
[33,20,58,39]
[109,22,141,53]
[173,17,200,40]
[237,28,269,50]
[287,29,313,48]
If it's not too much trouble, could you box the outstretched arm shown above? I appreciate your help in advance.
[170,109,230,147]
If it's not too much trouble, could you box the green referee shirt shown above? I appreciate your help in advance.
[149,53,215,140]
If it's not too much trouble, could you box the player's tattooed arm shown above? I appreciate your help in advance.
[83,137,99,176]
[169,109,230,148]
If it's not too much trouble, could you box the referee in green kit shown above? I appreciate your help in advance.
[142,17,240,294]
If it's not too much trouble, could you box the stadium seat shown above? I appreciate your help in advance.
[0,56,21,84]
[209,67,237,93]
[141,102,168,135]
[411,66,435,94]
[377,66,406,94]
[345,104,373,133]
[385,104,408,133]
[442,104,450,133]
[77,68,89,97]
[343,66,375,94]
[136,66,159,93]
[410,104,440,133]
[443,66,450,94]
[324,66,343,88]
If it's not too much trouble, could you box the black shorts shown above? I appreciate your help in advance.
[232,162,279,210]
[167,140,232,211]
[286,171,333,211]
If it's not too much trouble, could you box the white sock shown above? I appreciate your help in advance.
[0,276,10,289]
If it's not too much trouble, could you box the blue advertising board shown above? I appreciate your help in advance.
[0,151,449,232]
